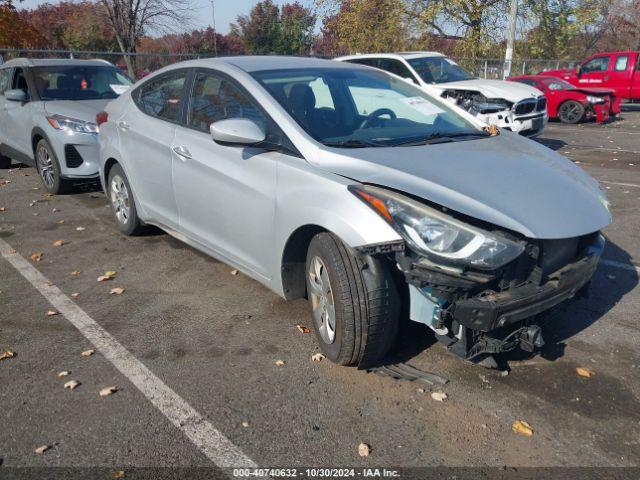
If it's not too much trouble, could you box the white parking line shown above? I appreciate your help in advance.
[600,180,640,189]
[0,238,257,469]
[600,258,640,274]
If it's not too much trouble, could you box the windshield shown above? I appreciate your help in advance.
[407,57,475,84]
[541,78,575,90]
[252,67,482,147]
[32,65,132,100]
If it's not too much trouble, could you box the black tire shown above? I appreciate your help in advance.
[305,232,400,368]
[35,139,72,194]
[107,163,146,236]
[0,154,11,169]
[557,100,585,124]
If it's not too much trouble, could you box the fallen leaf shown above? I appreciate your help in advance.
[576,367,595,378]
[71,292,80,298]
[58,371,70,377]
[113,471,125,479]
[99,386,119,397]
[241,421,249,428]
[0,179,11,186]
[97,271,117,282]
[35,445,50,454]
[296,325,310,334]
[512,420,534,437]
[275,359,285,366]
[230,269,239,275]
[64,380,80,390]
[76,226,86,231]
[109,287,125,295]
[358,443,371,457]
[311,353,325,362]
[58,219,65,224]
[71,270,81,276]
[46,310,59,316]
[30,252,44,262]
[81,349,95,357]
[52,208,59,213]
[52,239,65,247]
[431,392,447,402]
[0,350,16,361]
[0,207,5,212]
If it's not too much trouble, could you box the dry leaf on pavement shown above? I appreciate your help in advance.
[113,471,125,479]
[296,325,310,334]
[0,350,16,361]
[275,359,285,366]
[0,207,5,212]
[431,392,448,402]
[58,371,70,377]
[71,292,80,298]
[311,353,325,362]
[35,445,50,454]
[241,421,249,428]
[58,219,65,224]
[64,380,80,390]
[71,270,81,276]
[76,226,86,231]
[576,367,595,378]
[99,386,119,397]
[52,239,65,247]
[512,420,534,437]
[52,208,59,213]
[97,271,117,282]
[358,443,371,457]
[30,252,44,262]
[46,310,59,316]
[81,349,95,357]
[230,269,239,275]
[109,287,125,295]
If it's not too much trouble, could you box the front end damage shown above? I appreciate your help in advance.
[442,90,548,137]
[394,232,604,365]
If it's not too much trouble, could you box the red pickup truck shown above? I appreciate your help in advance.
[541,51,640,101]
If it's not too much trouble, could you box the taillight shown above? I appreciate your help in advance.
[96,111,109,127]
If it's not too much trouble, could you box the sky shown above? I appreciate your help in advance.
[17,0,318,35]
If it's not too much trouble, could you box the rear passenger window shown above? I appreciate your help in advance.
[615,56,628,71]
[188,70,266,132]
[378,59,416,82]
[135,71,187,122]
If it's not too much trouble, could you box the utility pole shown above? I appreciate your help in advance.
[211,0,218,56]
[503,0,518,79]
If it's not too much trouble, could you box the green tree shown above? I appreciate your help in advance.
[235,0,282,54]
[280,2,316,54]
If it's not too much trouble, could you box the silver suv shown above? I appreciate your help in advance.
[0,58,131,193]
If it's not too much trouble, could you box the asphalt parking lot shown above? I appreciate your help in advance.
[1,110,640,476]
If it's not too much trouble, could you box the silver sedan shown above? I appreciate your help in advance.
[98,56,611,368]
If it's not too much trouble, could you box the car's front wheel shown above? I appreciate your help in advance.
[35,139,71,194]
[557,100,585,124]
[107,163,146,235]
[305,232,400,368]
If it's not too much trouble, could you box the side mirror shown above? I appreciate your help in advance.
[210,118,266,146]
[5,89,28,102]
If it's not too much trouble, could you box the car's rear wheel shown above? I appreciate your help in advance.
[107,163,146,235]
[557,100,585,124]
[35,139,71,194]
[305,232,400,368]
[0,154,11,169]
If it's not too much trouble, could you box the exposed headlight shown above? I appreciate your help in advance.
[46,114,99,134]
[350,185,525,270]
[586,95,605,105]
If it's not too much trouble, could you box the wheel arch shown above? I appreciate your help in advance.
[280,224,328,300]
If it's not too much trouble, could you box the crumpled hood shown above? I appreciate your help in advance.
[43,99,111,123]
[311,133,611,239]
[431,79,542,103]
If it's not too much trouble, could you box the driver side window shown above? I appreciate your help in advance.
[581,56,610,73]
[188,70,266,132]
[12,68,29,92]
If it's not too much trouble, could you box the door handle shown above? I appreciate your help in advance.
[172,145,192,159]
[118,121,131,131]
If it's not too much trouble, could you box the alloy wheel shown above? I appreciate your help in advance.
[37,145,55,189]
[110,175,130,225]
[308,256,336,344]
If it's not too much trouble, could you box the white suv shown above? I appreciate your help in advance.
[336,52,548,137]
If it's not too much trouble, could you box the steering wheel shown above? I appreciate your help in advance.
[360,108,396,129]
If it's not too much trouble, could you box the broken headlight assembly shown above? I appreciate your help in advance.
[350,185,525,270]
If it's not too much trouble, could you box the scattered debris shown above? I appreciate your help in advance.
[241,421,249,428]
[113,471,125,479]
[295,325,310,334]
[109,287,125,295]
[230,269,239,275]
[52,208,60,213]
[64,380,80,390]
[500,370,509,377]
[46,310,59,316]
[431,392,447,402]
[99,386,119,397]
[76,226,86,231]
[576,367,595,378]
[58,219,65,224]
[0,207,5,212]
[311,353,325,362]
[81,349,95,357]
[71,270,81,276]
[35,445,50,454]
[71,293,80,298]
[0,350,16,361]
[52,239,65,247]
[97,271,117,282]
[58,371,70,377]
[357,443,371,457]
[30,252,44,262]
[512,420,534,437]
[275,359,285,366]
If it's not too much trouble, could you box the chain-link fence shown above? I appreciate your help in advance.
[0,48,579,80]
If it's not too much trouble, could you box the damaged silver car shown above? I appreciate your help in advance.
[98,57,611,368]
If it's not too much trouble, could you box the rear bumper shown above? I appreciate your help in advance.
[448,235,604,332]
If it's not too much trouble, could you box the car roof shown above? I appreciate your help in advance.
[1,58,113,68]
[336,52,445,61]
[215,55,362,72]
